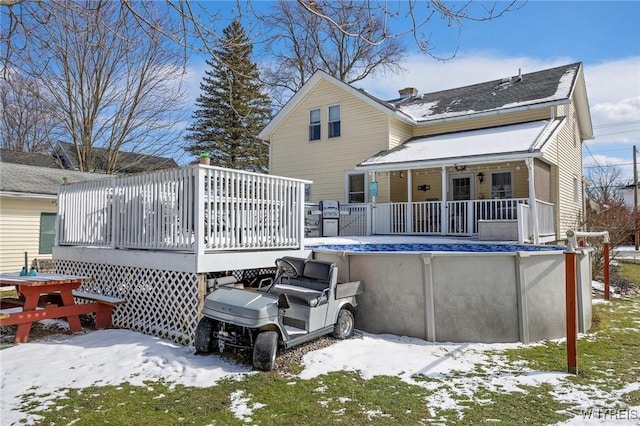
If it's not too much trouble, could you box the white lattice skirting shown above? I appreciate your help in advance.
[56,260,200,345]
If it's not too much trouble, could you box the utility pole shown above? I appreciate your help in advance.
[634,145,638,250]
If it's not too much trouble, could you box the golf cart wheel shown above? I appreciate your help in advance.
[194,317,217,354]
[253,331,279,371]
[332,309,354,339]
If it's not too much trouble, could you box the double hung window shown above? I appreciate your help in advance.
[328,105,341,138]
[309,109,321,141]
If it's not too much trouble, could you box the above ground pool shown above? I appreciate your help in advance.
[308,243,564,253]
[311,242,591,345]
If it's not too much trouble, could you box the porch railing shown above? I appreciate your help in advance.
[535,200,556,236]
[375,198,529,236]
[319,198,555,241]
[57,165,309,252]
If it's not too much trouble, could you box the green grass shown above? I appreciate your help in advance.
[618,261,640,283]
[14,270,640,425]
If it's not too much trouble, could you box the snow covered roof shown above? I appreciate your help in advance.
[390,63,581,122]
[357,119,564,170]
[259,62,592,141]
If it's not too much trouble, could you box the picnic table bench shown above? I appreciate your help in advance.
[0,273,126,343]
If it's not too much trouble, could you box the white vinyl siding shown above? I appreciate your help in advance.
[270,79,390,202]
[0,197,57,273]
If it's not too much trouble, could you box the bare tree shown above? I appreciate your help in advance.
[583,164,635,278]
[294,0,523,55]
[261,0,406,106]
[4,1,187,173]
[0,73,62,152]
[2,1,523,77]
[585,164,625,205]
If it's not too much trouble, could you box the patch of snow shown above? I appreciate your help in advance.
[229,390,265,423]
[0,329,250,425]
[1,324,638,424]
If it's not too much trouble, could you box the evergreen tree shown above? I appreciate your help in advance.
[186,20,271,173]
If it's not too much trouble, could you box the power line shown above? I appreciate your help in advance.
[582,147,634,154]
[585,163,634,168]
[593,120,640,129]
[594,129,640,137]
[583,143,602,168]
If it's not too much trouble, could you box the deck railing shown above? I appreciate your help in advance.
[57,165,309,252]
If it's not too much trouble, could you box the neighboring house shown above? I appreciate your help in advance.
[0,161,108,273]
[53,142,178,174]
[259,63,594,243]
[0,149,64,169]
[618,184,638,210]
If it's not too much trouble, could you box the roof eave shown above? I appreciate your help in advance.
[413,99,570,127]
[570,64,594,140]
[355,151,544,173]
[0,191,57,200]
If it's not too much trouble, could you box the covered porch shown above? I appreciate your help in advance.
[344,120,562,243]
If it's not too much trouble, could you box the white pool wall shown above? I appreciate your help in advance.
[313,247,593,344]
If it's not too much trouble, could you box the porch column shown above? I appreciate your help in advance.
[526,158,540,244]
[441,166,448,235]
[406,169,413,233]
[370,171,376,236]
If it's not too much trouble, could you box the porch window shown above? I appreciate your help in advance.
[491,172,512,199]
[309,109,321,141]
[39,212,56,254]
[347,173,365,203]
[328,105,341,138]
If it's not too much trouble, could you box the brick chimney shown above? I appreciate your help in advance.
[398,87,419,97]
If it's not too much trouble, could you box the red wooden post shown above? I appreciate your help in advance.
[603,242,610,300]
[565,250,578,374]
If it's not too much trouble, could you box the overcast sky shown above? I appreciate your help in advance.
[183,1,640,181]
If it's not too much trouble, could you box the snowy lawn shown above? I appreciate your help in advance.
[1,293,639,425]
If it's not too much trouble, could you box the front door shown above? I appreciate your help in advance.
[449,173,475,201]
[448,173,475,233]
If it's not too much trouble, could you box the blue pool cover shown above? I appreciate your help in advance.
[307,243,564,253]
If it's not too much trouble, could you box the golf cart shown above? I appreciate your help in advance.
[195,256,364,371]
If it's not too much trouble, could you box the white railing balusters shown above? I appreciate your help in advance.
[57,165,308,252]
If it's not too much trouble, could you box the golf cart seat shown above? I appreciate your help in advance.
[268,257,335,307]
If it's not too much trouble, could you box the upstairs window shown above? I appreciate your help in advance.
[328,105,341,138]
[309,109,321,141]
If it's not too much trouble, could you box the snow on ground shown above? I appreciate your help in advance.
[615,245,640,261]
[0,326,251,425]
[2,318,638,425]
[1,274,637,425]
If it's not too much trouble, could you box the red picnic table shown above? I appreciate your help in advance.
[0,273,125,343]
